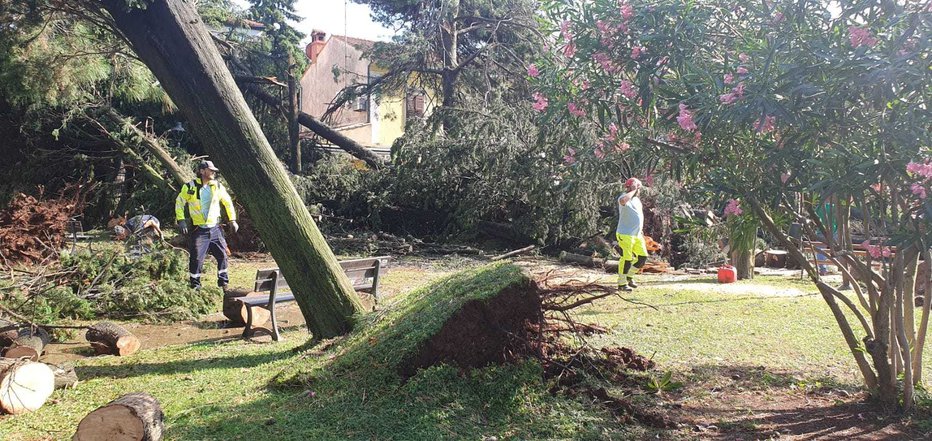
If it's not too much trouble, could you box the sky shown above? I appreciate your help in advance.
[231,0,396,44]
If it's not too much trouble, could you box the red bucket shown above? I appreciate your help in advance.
[717,265,737,284]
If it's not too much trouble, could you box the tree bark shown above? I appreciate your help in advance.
[74,392,164,441]
[287,53,301,173]
[100,0,365,338]
[85,322,140,357]
[733,248,754,280]
[0,358,54,414]
[50,362,78,389]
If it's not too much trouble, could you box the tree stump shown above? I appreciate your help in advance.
[86,322,141,356]
[5,327,50,361]
[0,358,55,414]
[222,289,270,327]
[51,362,79,389]
[73,392,164,441]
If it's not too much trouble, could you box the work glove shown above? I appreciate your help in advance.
[230,221,239,234]
[178,220,189,235]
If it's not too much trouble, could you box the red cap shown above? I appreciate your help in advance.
[624,177,641,190]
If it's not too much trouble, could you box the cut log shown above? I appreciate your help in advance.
[0,358,55,414]
[86,322,141,357]
[491,245,535,261]
[559,251,604,268]
[0,319,18,348]
[51,363,79,389]
[73,392,164,441]
[5,327,51,361]
[764,249,789,268]
[222,289,270,327]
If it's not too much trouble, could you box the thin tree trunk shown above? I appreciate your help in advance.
[287,52,301,173]
[734,248,753,280]
[914,247,932,384]
[100,0,365,338]
[892,249,914,410]
[103,108,193,185]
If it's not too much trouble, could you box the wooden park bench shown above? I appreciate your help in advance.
[239,256,390,341]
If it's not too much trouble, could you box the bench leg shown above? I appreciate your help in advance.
[242,302,254,339]
[269,302,282,342]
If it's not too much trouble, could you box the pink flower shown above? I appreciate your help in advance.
[738,53,749,63]
[562,42,576,58]
[912,182,928,199]
[643,174,654,186]
[616,142,631,152]
[719,92,738,105]
[772,12,785,24]
[733,81,746,97]
[568,102,586,117]
[609,123,619,137]
[754,115,776,134]
[631,46,644,60]
[724,199,743,217]
[560,20,573,42]
[907,160,932,180]
[563,147,576,165]
[594,147,606,159]
[527,64,540,78]
[724,73,735,85]
[619,80,638,99]
[619,2,634,20]
[593,52,616,72]
[532,92,549,112]
[676,103,698,132]
[870,183,883,193]
[882,247,893,258]
[848,26,878,48]
[737,66,749,75]
[780,172,790,184]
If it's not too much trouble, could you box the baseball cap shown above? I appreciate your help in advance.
[197,160,219,172]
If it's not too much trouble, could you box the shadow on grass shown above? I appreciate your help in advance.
[665,364,919,440]
[166,362,632,440]
[76,345,298,381]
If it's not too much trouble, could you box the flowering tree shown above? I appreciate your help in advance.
[532,0,930,410]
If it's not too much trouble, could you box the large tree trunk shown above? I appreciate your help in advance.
[733,249,754,280]
[74,392,164,441]
[100,0,364,338]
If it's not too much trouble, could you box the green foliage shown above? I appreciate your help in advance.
[14,247,220,323]
[646,371,683,394]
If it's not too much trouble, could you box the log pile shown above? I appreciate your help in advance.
[222,289,270,327]
[73,392,164,441]
[4,327,50,361]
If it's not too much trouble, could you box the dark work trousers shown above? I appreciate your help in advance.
[188,226,229,289]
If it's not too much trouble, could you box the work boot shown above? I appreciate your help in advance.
[617,284,633,292]
[627,278,638,289]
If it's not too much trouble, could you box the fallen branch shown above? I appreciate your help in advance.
[491,245,535,261]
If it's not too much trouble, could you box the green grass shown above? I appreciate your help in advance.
[1,263,634,441]
[580,274,932,385]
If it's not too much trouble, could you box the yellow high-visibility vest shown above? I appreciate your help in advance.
[174,178,236,227]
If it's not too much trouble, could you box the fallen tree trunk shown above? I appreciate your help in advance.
[74,392,164,441]
[0,358,54,414]
[101,0,365,338]
[103,108,193,185]
[240,82,385,170]
[5,327,50,361]
[559,251,604,268]
[86,322,141,357]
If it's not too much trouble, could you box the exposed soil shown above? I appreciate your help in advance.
[399,278,544,378]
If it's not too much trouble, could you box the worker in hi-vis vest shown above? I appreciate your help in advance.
[175,160,238,289]
[616,177,647,292]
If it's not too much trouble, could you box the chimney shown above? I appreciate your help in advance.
[306,30,327,63]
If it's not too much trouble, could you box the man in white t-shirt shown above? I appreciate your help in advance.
[616,177,647,291]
